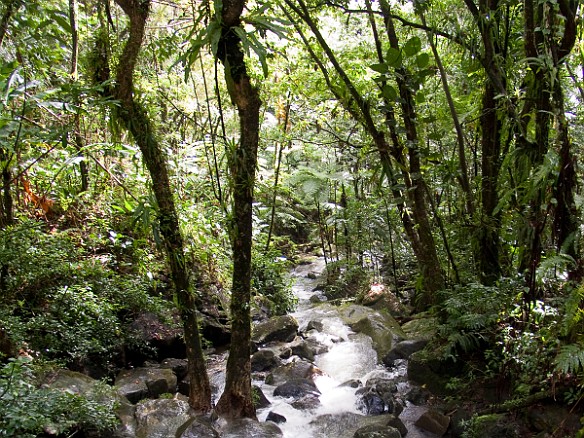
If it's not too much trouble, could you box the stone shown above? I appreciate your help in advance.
[526,404,581,435]
[414,409,450,436]
[273,378,320,399]
[220,418,283,438]
[252,315,299,345]
[306,319,324,332]
[252,349,281,372]
[353,424,402,438]
[405,386,431,405]
[266,411,287,424]
[289,337,317,361]
[253,385,271,409]
[115,367,178,403]
[126,312,185,363]
[386,415,407,437]
[160,358,188,381]
[291,394,321,410]
[265,359,322,385]
[383,339,429,366]
[401,316,438,341]
[338,304,406,360]
[176,416,220,438]
[134,398,193,438]
[310,413,397,438]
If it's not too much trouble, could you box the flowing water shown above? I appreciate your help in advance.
[254,258,438,438]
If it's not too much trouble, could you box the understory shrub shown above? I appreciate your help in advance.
[251,248,296,315]
[0,357,118,437]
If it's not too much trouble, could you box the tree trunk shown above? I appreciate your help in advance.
[214,0,261,419]
[112,0,211,412]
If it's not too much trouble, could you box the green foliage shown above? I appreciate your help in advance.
[436,281,516,359]
[251,248,296,315]
[0,220,170,365]
[0,357,118,437]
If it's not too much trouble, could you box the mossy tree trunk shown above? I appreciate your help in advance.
[214,0,261,420]
[112,0,211,412]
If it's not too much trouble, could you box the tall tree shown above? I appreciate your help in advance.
[213,0,262,419]
[110,0,212,412]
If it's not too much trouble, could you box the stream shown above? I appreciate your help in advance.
[253,258,439,438]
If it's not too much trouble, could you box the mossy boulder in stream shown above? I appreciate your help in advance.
[338,304,406,360]
[252,315,299,345]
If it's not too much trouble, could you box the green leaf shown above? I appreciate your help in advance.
[386,48,403,68]
[370,63,388,74]
[382,85,398,101]
[416,53,430,68]
[403,37,422,57]
[416,91,425,103]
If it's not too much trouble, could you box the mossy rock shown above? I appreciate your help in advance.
[401,315,438,341]
[338,304,407,360]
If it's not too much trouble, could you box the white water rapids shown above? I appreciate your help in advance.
[253,258,437,438]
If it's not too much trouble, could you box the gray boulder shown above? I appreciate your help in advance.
[383,339,429,366]
[251,349,281,372]
[116,367,178,403]
[265,359,322,385]
[414,408,450,436]
[135,398,193,438]
[273,378,320,399]
[220,418,283,437]
[176,416,220,438]
[252,315,299,345]
[353,424,402,438]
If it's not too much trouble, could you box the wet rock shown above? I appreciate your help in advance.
[356,386,402,416]
[289,336,318,361]
[386,415,407,437]
[253,385,271,409]
[265,359,322,385]
[291,393,321,410]
[405,386,431,405]
[252,349,281,372]
[383,339,429,366]
[115,367,178,403]
[306,319,324,332]
[353,424,402,438]
[176,416,220,438]
[309,294,327,303]
[134,398,193,438]
[160,358,188,381]
[339,304,406,359]
[359,285,409,318]
[273,378,320,399]
[267,411,287,424]
[114,397,137,438]
[220,418,283,437]
[310,413,396,438]
[414,408,450,436]
[252,315,299,345]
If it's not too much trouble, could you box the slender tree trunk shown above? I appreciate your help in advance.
[112,0,211,412]
[69,0,89,193]
[0,0,19,48]
[214,0,261,419]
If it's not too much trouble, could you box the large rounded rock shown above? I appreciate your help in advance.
[383,339,429,366]
[176,416,220,438]
[338,304,406,360]
[273,378,320,399]
[134,398,193,438]
[310,413,397,438]
[115,367,178,403]
[414,408,450,436]
[251,349,281,372]
[220,418,283,437]
[252,315,299,345]
[265,359,322,385]
[353,424,402,438]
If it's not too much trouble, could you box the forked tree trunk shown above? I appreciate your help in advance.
[112,0,211,412]
[214,0,261,419]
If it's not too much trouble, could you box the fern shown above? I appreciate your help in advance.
[554,344,584,376]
